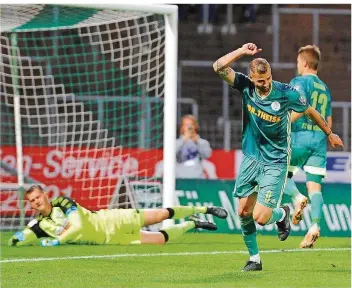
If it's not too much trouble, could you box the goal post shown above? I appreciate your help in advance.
[0,4,178,230]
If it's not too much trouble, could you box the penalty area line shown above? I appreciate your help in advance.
[1,247,350,263]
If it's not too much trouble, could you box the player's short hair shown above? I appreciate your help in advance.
[249,58,271,75]
[298,45,321,70]
[179,114,199,134]
[26,184,44,194]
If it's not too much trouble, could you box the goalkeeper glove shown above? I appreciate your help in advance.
[40,238,60,247]
[8,231,25,246]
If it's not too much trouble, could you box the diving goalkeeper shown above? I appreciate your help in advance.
[9,185,228,247]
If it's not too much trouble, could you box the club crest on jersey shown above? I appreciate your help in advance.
[271,101,280,111]
[299,96,307,105]
[294,86,301,92]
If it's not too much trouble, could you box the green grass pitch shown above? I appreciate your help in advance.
[1,232,350,288]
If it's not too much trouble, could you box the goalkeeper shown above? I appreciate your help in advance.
[9,185,228,247]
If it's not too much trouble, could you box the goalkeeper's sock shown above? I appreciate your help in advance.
[266,208,285,225]
[167,206,207,219]
[159,221,195,242]
[240,215,260,262]
[284,178,304,200]
[309,191,324,226]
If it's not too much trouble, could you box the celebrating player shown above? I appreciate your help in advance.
[8,185,228,247]
[213,43,344,272]
[284,45,333,248]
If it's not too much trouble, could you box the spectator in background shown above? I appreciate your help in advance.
[153,157,218,179]
[175,115,212,178]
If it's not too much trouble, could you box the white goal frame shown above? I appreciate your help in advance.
[9,4,178,228]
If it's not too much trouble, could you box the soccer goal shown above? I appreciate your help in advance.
[0,4,178,230]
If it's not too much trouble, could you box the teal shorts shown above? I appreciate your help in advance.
[233,154,288,208]
[289,131,327,178]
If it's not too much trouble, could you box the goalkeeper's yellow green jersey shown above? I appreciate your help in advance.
[8,197,144,246]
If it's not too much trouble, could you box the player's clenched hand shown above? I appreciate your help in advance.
[241,43,262,56]
[328,133,344,148]
[40,238,60,247]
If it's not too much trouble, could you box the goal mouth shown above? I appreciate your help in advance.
[1,4,178,230]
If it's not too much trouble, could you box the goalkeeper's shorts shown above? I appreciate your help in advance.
[102,209,145,245]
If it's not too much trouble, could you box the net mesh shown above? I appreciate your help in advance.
[0,4,167,230]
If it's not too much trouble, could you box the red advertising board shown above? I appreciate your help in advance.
[1,146,235,214]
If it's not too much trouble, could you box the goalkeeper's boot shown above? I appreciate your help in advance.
[242,260,262,272]
[292,196,309,225]
[299,224,320,248]
[276,205,291,241]
[189,215,217,231]
[206,206,228,219]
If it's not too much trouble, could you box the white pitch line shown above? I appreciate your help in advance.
[1,247,350,263]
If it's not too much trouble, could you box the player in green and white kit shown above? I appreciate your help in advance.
[284,45,333,248]
[213,43,344,271]
[9,185,228,247]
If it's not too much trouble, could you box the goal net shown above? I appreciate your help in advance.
[0,4,177,230]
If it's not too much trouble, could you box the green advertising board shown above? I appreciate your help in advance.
[175,179,351,237]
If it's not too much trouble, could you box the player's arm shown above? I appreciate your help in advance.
[290,111,303,123]
[303,106,343,148]
[40,197,83,246]
[40,211,83,247]
[55,209,83,244]
[326,89,333,128]
[54,198,83,245]
[291,110,332,125]
[213,43,262,86]
[8,219,49,246]
[288,86,343,148]
[289,79,305,123]
[8,228,39,246]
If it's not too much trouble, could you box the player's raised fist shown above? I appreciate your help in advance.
[242,43,262,56]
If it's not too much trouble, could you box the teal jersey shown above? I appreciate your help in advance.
[290,74,332,133]
[232,73,308,164]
